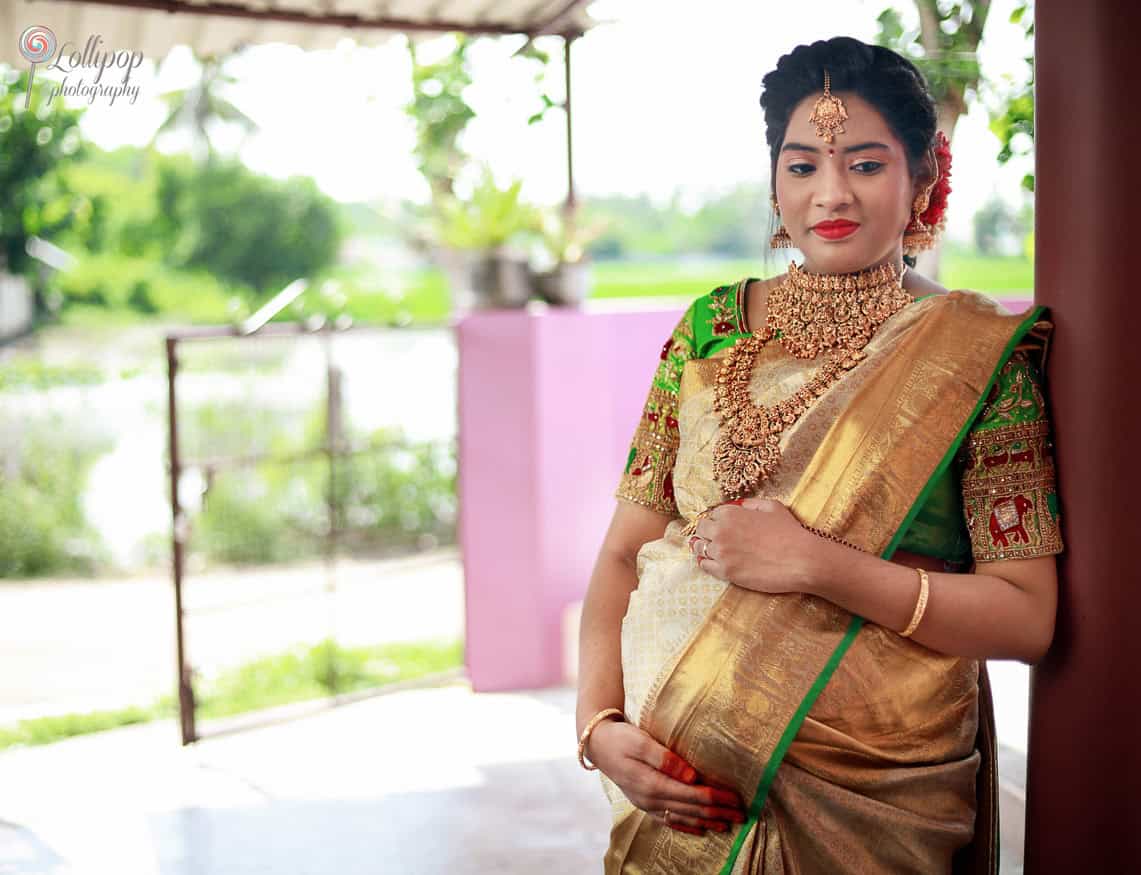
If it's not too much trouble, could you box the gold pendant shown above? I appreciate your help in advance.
[711,262,912,500]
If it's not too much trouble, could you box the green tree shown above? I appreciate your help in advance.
[152,48,259,164]
[690,184,771,257]
[989,2,1034,192]
[877,2,992,276]
[154,154,342,298]
[972,194,1030,255]
[876,2,992,138]
[0,69,87,275]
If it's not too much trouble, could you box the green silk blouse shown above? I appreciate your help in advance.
[616,280,1065,568]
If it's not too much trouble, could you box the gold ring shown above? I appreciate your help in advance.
[699,539,711,559]
[663,808,672,822]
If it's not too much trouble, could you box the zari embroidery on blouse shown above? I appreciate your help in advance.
[959,349,1064,562]
[704,282,747,338]
[615,303,697,514]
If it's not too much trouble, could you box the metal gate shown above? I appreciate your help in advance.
[165,289,459,745]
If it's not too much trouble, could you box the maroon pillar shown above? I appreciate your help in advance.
[1027,1,1141,869]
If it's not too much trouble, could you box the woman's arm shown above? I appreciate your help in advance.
[805,544,1057,664]
[577,502,749,835]
[575,501,670,737]
[691,499,1058,665]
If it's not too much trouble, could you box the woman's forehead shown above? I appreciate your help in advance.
[784,91,899,150]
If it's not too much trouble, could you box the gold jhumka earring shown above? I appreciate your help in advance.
[769,193,794,249]
[903,149,941,255]
[808,69,847,143]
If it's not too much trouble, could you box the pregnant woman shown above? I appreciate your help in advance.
[575,36,1063,874]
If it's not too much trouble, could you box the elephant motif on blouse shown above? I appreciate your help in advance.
[989,494,1035,547]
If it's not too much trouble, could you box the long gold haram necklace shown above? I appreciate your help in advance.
[711,260,913,500]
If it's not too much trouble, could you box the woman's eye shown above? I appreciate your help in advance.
[852,161,884,173]
[787,163,815,176]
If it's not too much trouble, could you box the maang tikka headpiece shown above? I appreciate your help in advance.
[809,69,847,143]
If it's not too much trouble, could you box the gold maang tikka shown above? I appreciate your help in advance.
[809,69,847,143]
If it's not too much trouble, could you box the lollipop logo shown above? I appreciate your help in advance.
[15,26,145,108]
[18,25,57,107]
[19,25,56,63]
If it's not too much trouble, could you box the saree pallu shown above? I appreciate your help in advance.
[603,290,1048,874]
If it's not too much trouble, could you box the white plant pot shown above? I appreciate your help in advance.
[437,246,532,311]
[534,260,592,307]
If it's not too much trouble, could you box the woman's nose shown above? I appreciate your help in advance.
[813,165,854,211]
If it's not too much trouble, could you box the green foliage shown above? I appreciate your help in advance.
[0,703,165,749]
[688,184,771,257]
[875,3,990,113]
[331,434,457,549]
[0,638,461,749]
[0,359,103,390]
[515,38,564,127]
[989,1,1035,191]
[195,638,463,718]
[154,156,343,299]
[53,150,159,257]
[50,250,250,320]
[38,143,342,321]
[186,398,456,566]
[406,35,476,202]
[433,168,541,250]
[577,186,771,260]
[536,208,610,264]
[0,420,110,577]
[972,196,1032,256]
[0,68,88,274]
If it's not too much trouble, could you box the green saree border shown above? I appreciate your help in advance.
[881,302,1046,560]
[717,300,1046,875]
[719,613,864,874]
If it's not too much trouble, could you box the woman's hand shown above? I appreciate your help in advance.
[588,718,747,835]
[689,498,819,594]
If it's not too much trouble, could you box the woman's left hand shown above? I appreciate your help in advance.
[688,498,820,594]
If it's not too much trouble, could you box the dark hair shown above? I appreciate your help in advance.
[760,37,937,186]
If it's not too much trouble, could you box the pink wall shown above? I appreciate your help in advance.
[456,295,1032,691]
[457,304,681,690]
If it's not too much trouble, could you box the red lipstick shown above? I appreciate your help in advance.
[811,219,860,240]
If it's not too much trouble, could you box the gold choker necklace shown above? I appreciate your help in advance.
[712,260,913,499]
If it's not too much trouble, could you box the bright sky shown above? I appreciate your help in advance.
[70,0,1034,243]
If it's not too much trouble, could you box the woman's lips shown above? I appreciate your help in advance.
[811,220,860,240]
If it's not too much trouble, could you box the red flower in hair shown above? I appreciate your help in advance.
[919,130,953,233]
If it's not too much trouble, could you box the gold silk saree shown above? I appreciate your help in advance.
[605,288,1057,874]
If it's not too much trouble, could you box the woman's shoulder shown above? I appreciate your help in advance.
[684,278,758,357]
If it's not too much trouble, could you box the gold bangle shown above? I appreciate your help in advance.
[900,567,930,638]
[577,707,625,771]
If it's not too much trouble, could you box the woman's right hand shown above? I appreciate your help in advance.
[588,718,748,835]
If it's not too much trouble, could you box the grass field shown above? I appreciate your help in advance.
[0,638,462,751]
[54,249,1034,330]
[315,249,1033,326]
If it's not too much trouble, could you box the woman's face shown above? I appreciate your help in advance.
[773,91,922,274]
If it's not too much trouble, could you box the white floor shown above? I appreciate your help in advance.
[0,683,611,875]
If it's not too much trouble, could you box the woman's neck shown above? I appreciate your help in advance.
[798,252,906,278]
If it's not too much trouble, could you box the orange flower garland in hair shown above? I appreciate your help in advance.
[919,131,953,236]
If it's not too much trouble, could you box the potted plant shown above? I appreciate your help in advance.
[531,208,608,307]
[432,168,542,311]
